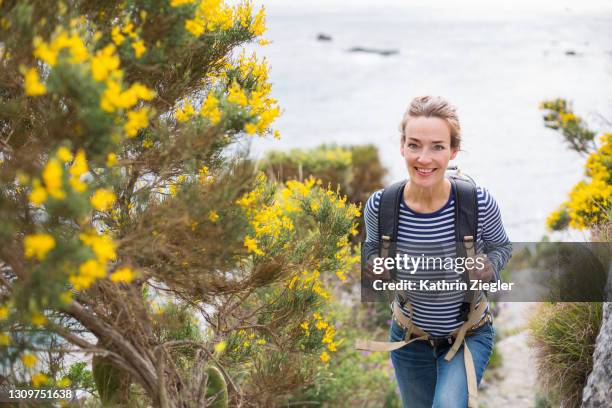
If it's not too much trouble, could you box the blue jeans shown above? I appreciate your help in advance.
[389,320,495,408]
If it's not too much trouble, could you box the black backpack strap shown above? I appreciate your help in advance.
[377,180,407,305]
[449,176,478,253]
[449,176,479,321]
[377,180,408,256]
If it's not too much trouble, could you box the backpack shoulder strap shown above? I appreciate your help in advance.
[448,175,478,253]
[448,175,480,321]
[377,180,407,256]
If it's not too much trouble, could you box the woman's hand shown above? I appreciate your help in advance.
[364,255,391,281]
[469,253,494,282]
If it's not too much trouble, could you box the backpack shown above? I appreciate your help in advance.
[377,166,479,321]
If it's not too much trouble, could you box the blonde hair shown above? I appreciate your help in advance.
[399,96,461,149]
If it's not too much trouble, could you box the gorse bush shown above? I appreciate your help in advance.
[0,1,362,406]
[260,144,386,243]
[528,302,603,408]
[261,144,386,206]
[540,99,611,231]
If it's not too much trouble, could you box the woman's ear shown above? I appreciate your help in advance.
[450,147,459,161]
[400,137,406,157]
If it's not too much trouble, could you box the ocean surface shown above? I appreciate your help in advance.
[248,0,612,241]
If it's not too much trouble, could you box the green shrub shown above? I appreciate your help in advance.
[260,144,386,243]
[528,302,603,408]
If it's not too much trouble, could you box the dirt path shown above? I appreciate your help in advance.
[479,302,539,408]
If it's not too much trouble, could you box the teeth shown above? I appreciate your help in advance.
[417,168,435,173]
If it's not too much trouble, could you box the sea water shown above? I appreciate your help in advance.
[249,0,612,241]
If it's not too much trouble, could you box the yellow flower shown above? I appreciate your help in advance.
[0,333,10,346]
[244,236,264,256]
[23,67,46,96]
[315,321,328,330]
[106,153,117,167]
[33,36,58,66]
[90,188,117,211]
[185,19,205,36]
[69,149,88,177]
[124,107,150,137]
[56,147,73,162]
[319,351,330,363]
[244,123,257,135]
[300,321,309,331]
[214,341,227,354]
[200,93,221,125]
[132,40,146,58]
[101,80,154,112]
[78,259,106,279]
[0,306,8,320]
[175,102,196,122]
[91,44,120,81]
[110,267,135,283]
[79,232,117,263]
[250,7,266,36]
[57,378,71,388]
[171,0,195,6]
[208,210,220,222]
[31,312,46,327]
[236,2,252,28]
[29,179,48,205]
[322,326,335,344]
[31,372,49,388]
[90,188,116,211]
[327,342,337,352]
[42,158,65,199]
[227,81,248,107]
[111,26,125,45]
[21,353,37,369]
[24,233,55,260]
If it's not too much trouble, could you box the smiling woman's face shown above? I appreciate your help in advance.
[400,116,458,188]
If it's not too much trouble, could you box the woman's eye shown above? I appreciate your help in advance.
[434,145,445,150]
[407,143,418,149]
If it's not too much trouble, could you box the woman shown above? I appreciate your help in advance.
[363,96,511,408]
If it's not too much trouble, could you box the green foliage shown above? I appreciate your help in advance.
[92,356,131,406]
[539,98,596,155]
[282,302,400,407]
[204,365,228,408]
[65,361,96,394]
[261,143,386,205]
[528,302,603,408]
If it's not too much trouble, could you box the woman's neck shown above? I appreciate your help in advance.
[404,178,451,210]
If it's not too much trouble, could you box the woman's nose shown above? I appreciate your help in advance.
[416,152,433,164]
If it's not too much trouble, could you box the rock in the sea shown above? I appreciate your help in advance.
[348,47,399,56]
[317,33,332,41]
[582,266,612,407]
[565,50,577,56]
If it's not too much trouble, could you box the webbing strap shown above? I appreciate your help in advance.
[464,341,478,408]
[445,299,488,361]
[354,334,429,352]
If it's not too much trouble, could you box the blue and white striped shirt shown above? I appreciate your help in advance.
[364,183,512,336]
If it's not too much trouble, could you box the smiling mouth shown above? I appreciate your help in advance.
[415,167,437,176]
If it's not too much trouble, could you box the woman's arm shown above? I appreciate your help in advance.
[478,187,512,282]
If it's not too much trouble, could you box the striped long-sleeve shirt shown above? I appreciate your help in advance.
[364,183,512,337]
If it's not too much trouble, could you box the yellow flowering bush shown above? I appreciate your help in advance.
[541,100,611,230]
[0,1,361,405]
